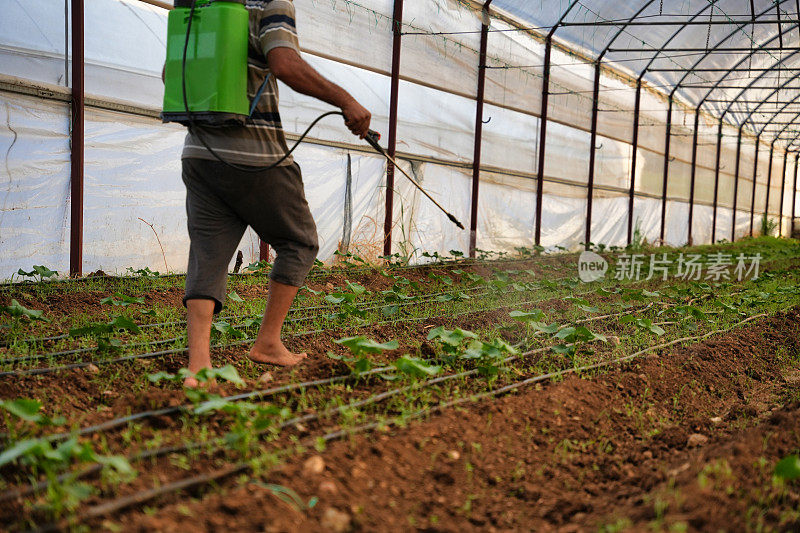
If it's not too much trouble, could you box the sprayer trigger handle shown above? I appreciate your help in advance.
[364,130,384,153]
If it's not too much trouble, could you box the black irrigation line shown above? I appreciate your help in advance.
[7,288,786,510]
[2,263,777,378]
[0,278,594,377]
[0,278,553,368]
[1,254,552,289]
[0,294,582,377]
[36,303,654,447]
[0,267,546,349]
[31,310,777,530]
[0,282,503,364]
[5,302,657,507]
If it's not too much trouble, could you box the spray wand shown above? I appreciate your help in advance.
[363,130,465,230]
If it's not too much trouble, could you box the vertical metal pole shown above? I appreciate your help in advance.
[626,80,641,246]
[659,98,673,245]
[762,140,774,234]
[711,120,723,243]
[749,137,760,237]
[469,1,492,258]
[731,127,743,242]
[778,149,788,237]
[64,0,70,86]
[687,110,700,245]
[534,38,552,247]
[69,0,84,277]
[793,153,799,236]
[584,61,601,249]
[383,0,403,257]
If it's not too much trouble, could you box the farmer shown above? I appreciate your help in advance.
[175,0,371,387]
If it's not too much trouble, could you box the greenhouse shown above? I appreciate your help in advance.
[2,0,797,277]
[1,1,800,530]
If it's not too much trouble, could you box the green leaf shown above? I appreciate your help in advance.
[0,438,45,467]
[554,327,576,340]
[97,455,135,475]
[228,291,244,303]
[193,396,232,415]
[335,336,399,356]
[381,304,399,317]
[532,322,561,335]
[509,309,545,323]
[353,357,372,375]
[0,398,43,422]
[394,356,441,377]
[2,300,48,322]
[109,315,140,334]
[345,280,367,295]
[139,308,157,317]
[147,371,176,384]
[775,455,800,481]
[212,365,245,386]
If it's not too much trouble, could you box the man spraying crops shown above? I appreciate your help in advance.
[169,0,371,387]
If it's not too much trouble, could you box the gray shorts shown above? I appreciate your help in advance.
[182,158,319,313]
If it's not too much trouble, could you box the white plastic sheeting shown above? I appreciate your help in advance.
[2,0,799,279]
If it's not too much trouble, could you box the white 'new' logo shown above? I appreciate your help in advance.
[577,251,608,282]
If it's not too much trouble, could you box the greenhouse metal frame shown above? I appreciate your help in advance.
[1,0,799,278]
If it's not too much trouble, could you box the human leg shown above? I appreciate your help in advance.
[247,279,307,365]
[182,159,247,385]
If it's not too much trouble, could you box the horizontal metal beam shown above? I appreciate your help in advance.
[651,67,800,72]
[560,19,793,27]
[706,99,800,103]
[609,46,800,53]
[682,84,798,89]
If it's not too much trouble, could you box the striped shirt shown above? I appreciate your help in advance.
[182,0,299,166]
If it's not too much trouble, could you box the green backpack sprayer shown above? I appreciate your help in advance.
[161,0,463,229]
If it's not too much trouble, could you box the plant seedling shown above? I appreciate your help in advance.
[17,265,58,281]
[620,315,665,336]
[100,293,145,307]
[211,320,246,339]
[330,336,399,375]
[393,356,441,377]
[1,299,49,324]
[774,455,800,481]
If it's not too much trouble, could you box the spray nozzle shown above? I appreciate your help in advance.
[365,130,384,154]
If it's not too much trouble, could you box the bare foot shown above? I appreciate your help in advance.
[248,340,307,366]
[183,362,213,389]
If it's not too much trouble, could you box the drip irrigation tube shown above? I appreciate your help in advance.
[30,310,777,529]
[1,269,544,350]
[1,302,666,504]
[0,284,604,377]
[39,303,651,444]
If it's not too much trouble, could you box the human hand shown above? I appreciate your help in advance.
[341,99,371,139]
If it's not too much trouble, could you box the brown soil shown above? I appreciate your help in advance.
[121,308,800,533]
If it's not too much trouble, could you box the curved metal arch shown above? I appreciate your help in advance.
[546,0,582,40]
[714,35,800,121]
[634,2,719,82]
[597,0,661,61]
[669,0,796,100]
[770,111,800,144]
[754,91,800,137]
[742,67,800,135]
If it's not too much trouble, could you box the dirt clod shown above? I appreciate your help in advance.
[320,507,350,532]
[303,456,325,475]
[687,433,709,447]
